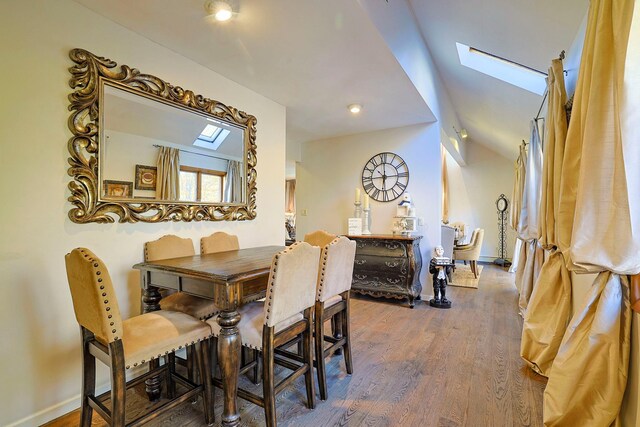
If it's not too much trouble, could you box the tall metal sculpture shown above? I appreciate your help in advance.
[494,194,511,267]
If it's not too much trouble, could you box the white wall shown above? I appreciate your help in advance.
[357,0,467,166]
[0,1,286,425]
[445,143,516,261]
[296,123,441,296]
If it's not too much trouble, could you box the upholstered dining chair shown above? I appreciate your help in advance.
[453,228,485,278]
[145,235,219,382]
[303,229,337,248]
[313,236,356,400]
[303,229,339,352]
[206,242,320,427]
[200,231,240,255]
[65,248,214,427]
[145,235,218,321]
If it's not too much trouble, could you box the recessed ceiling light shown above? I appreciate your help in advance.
[348,104,362,114]
[460,129,468,139]
[205,0,233,22]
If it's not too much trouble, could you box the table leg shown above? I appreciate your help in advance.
[142,283,162,401]
[218,309,242,427]
[332,313,343,356]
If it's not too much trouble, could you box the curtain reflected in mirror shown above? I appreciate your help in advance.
[224,160,243,203]
[157,147,180,200]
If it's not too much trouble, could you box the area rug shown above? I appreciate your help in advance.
[449,264,483,288]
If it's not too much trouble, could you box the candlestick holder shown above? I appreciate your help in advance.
[362,208,372,235]
[354,201,362,219]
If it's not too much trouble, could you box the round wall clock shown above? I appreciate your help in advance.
[361,152,409,202]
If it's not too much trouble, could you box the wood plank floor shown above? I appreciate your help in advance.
[45,264,546,427]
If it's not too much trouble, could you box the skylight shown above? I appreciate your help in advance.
[456,42,546,95]
[193,123,231,150]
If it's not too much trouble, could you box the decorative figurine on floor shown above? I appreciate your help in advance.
[429,245,453,309]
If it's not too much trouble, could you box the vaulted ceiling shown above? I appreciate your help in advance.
[409,0,588,158]
[74,0,588,160]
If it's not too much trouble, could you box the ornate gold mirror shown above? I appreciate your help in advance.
[67,48,257,223]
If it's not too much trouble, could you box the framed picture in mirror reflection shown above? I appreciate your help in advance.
[103,180,133,198]
[135,165,157,190]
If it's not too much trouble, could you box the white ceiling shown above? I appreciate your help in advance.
[74,0,434,146]
[75,0,588,159]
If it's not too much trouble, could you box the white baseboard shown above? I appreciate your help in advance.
[5,364,149,426]
[6,395,82,427]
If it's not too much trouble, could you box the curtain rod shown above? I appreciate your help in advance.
[534,50,566,121]
[153,144,230,162]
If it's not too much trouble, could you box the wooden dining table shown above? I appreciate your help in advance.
[133,245,285,427]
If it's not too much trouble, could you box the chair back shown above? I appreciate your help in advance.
[317,237,356,302]
[145,235,195,262]
[472,229,485,254]
[200,232,239,254]
[441,225,455,259]
[304,230,337,248]
[65,248,123,345]
[469,229,482,245]
[264,242,320,327]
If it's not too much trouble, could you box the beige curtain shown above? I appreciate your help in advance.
[518,239,545,316]
[156,147,180,200]
[441,146,450,224]
[515,122,545,314]
[543,0,639,424]
[520,59,573,377]
[509,143,527,274]
[509,144,526,231]
[517,122,543,242]
[544,273,632,426]
[223,160,243,203]
[285,179,296,213]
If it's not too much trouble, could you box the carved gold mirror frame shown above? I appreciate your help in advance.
[67,48,257,223]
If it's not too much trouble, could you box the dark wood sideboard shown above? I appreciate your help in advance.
[347,234,423,308]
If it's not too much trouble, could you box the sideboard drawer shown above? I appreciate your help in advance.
[353,239,408,257]
[354,255,408,274]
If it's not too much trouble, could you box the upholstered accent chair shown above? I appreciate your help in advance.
[65,248,214,426]
[206,242,320,427]
[145,235,218,321]
[200,231,240,255]
[453,228,485,278]
[313,236,356,400]
[303,230,337,248]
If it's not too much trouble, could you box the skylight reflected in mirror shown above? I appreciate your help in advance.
[456,42,546,95]
[193,123,231,150]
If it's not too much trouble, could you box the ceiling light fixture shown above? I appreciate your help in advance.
[205,0,233,22]
[348,104,362,114]
[453,126,468,140]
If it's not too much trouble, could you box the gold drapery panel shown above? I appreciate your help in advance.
[441,146,450,224]
[509,144,526,231]
[517,240,544,317]
[520,59,573,377]
[515,121,544,313]
[543,273,631,426]
[543,0,638,425]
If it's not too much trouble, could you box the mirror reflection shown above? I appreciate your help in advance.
[100,83,246,204]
